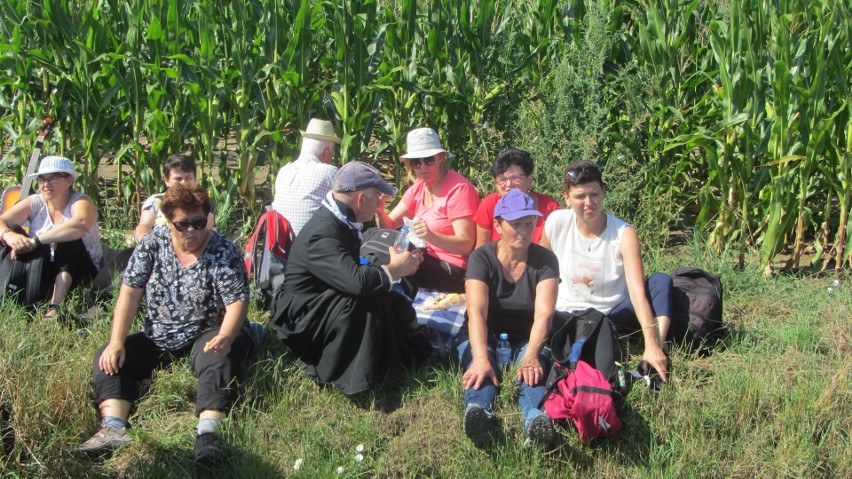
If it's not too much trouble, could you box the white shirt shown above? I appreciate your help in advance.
[29,192,103,268]
[544,208,629,314]
[271,154,338,235]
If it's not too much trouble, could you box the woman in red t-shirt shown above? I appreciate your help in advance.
[473,149,560,249]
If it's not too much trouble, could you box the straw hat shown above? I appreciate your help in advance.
[27,156,79,181]
[400,127,454,159]
[300,119,341,144]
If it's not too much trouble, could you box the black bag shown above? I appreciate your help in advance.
[667,267,725,350]
[0,243,53,306]
[359,228,417,300]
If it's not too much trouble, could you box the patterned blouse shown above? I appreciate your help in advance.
[123,227,249,350]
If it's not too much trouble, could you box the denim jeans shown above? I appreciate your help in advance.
[455,333,550,425]
[607,272,673,336]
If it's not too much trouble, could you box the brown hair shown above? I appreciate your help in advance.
[163,153,197,179]
[160,184,211,221]
[563,160,605,192]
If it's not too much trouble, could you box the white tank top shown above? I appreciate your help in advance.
[29,192,103,268]
[544,208,629,314]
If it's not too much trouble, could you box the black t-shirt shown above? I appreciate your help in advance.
[464,242,560,343]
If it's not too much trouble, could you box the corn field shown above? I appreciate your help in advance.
[1,0,850,271]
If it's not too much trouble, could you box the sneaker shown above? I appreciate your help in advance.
[463,404,492,447]
[79,425,132,454]
[194,432,220,465]
[524,412,555,448]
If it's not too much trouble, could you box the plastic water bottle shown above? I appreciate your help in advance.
[497,333,512,369]
[393,225,410,254]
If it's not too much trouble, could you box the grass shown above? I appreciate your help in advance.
[1,223,850,478]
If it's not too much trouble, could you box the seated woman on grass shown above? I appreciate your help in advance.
[0,156,102,319]
[80,185,252,466]
[474,149,560,249]
[541,160,669,381]
[378,127,480,293]
[457,189,559,448]
[134,153,215,242]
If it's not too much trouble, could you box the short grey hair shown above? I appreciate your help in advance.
[301,137,335,157]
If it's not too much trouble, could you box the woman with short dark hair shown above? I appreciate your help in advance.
[473,149,560,249]
[81,184,251,465]
[541,161,670,381]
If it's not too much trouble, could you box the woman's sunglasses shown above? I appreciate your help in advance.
[408,156,437,169]
[172,217,207,232]
[566,165,602,183]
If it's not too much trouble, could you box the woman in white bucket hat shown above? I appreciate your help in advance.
[0,156,103,318]
[378,127,480,292]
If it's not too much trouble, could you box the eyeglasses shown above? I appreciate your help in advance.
[171,217,207,232]
[566,165,602,183]
[495,173,528,185]
[36,174,68,184]
[408,156,437,169]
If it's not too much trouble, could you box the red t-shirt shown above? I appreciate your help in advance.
[473,191,561,244]
[401,169,480,268]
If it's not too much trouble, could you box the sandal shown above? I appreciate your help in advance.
[42,303,61,321]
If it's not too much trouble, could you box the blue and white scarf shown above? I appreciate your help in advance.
[322,191,363,240]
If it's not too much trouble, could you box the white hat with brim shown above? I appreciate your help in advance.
[27,156,79,181]
[300,118,342,144]
[400,127,454,159]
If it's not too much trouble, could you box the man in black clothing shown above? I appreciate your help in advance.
[271,161,427,395]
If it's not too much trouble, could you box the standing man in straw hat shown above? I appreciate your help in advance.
[271,118,341,235]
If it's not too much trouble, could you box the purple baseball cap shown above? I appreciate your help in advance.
[333,161,398,196]
[494,189,543,221]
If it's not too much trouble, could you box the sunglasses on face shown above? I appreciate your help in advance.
[566,165,602,183]
[172,217,207,232]
[408,156,437,169]
[36,174,69,184]
[495,173,528,185]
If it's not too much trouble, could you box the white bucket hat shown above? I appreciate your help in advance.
[400,127,453,159]
[300,118,342,144]
[27,156,79,181]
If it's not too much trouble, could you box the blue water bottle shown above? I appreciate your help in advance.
[497,333,512,369]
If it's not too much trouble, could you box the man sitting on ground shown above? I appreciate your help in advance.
[271,118,341,235]
[134,153,215,242]
[271,161,430,395]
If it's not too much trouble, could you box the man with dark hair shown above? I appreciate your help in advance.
[272,161,431,395]
[134,153,216,242]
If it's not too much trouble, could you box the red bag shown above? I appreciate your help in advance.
[543,359,621,442]
[244,207,295,308]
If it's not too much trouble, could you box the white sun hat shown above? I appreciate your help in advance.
[400,127,454,159]
[27,156,79,181]
[300,118,342,144]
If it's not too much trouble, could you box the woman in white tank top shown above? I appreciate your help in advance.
[542,161,671,382]
[0,156,102,318]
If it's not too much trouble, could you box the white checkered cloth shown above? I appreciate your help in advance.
[412,289,467,356]
[271,154,338,235]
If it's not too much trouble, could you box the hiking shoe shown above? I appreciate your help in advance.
[194,433,220,465]
[463,404,492,447]
[524,412,555,448]
[79,425,132,454]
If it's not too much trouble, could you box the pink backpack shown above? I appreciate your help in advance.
[543,359,621,442]
[540,310,628,442]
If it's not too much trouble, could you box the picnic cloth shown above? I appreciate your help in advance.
[412,289,467,357]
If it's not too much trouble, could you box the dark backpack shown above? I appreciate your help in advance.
[244,207,295,308]
[359,228,417,300]
[667,267,725,350]
[0,243,53,306]
[540,310,629,442]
